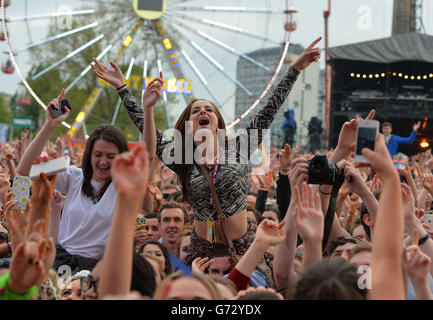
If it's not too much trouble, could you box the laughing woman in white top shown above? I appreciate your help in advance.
[17,89,130,274]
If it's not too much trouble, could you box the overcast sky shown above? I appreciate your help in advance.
[0,0,432,120]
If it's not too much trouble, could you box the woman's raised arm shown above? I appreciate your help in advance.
[17,89,70,176]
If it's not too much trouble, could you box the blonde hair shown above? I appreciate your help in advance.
[348,240,372,261]
[154,270,222,300]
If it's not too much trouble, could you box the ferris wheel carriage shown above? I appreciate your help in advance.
[2,58,14,74]
[0,31,7,41]
[16,93,31,106]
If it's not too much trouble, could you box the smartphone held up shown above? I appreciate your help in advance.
[48,99,71,119]
[11,176,30,211]
[354,120,380,164]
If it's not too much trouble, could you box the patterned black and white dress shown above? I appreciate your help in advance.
[118,65,300,262]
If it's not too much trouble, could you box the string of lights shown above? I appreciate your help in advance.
[349,72,433,80]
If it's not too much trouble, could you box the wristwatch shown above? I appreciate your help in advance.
[418,233,430,246]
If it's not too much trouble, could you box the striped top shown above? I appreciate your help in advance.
[118,65,299,221]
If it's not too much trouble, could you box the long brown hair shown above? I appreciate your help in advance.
[174,99,226,203]
[81,124,129,199]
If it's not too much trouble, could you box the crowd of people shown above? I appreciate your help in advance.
[1,36,433,301]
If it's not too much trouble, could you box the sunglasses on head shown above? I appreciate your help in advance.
[80,275,98,295]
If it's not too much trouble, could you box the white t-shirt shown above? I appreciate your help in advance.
[55,166,117,259]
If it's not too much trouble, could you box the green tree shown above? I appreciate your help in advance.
[0,94,11,124]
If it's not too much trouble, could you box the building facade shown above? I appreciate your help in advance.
[234,44,321,149]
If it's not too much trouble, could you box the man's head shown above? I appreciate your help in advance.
[157,202,187,247]
[328,236,360,261]
[382,122,392,137]
[261,206,280,223]
[161,184,180,202]
[293,258,367,300]
[144,212,162,241]
[208,256,232,278]
[348,241,372,267]
[360,189,381,241]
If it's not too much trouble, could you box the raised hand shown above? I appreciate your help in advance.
[253,168,272,191]
[191,257,215,274]
[50,190,65,213]
[337,110,375,151]
[401,183,416,221]
[413,121,421,132]
[338,160,369,196]
[8,219,54,295]
[133,226,148,250]
[91,58,125,89]
[403,229,431,285]
[0,170,10,205]
[279,144,300,171]
[31,172,57,206]
[361,134,397,179]
[254,219,286,248]
[293,182,323,243]
[55,137,65,157]
[111,142,150,199]
[143,74,164,109]
[4,198,31,251]
[46,89,70,128]
[292,37,322,72]
[337,182,350,203]
[422,171,433,194]
[20,129,29,141]
[347,193,360,211]
[147,182,163,209]
[369,174,382,193]
[288,158,309,192]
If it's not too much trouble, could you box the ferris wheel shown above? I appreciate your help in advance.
[1,0,297,138]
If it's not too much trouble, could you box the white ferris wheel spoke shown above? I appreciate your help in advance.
[31,34,105,80]
[3,10,95,22]
[165,12,281,45]
[167,15,270,72]
[141,59,148,103]
[169,0,196,5]
[65,44,113,93]
[188,40,253,97]
[157,58,170,128]
[180,49,222,108]
[112,56,135,124]
[16,22,98,53]
[64,18,138,93]
[167,6,283,14]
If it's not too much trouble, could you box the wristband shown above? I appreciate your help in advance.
[116,84,127,91]
[418,233,430,246]
[319,185,332,195]
[280,169,290,176]
[0,272,38,300]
